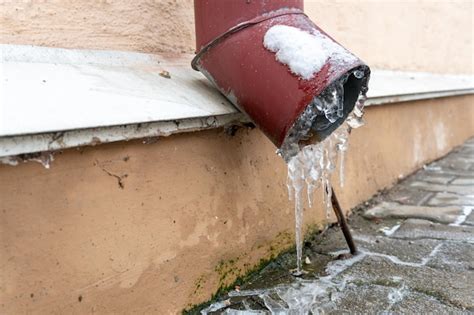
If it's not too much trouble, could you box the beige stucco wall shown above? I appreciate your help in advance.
[1,96,473,313]
[1,0,472,74]
[1,0,473,313]
[305,0,474,74]
[0,0,196,54]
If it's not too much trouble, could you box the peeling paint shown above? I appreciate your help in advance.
[0,152,55,169]
[0,156,19,166]
[0,114,245,159]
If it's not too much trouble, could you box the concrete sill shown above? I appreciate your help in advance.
[1,44,473,157]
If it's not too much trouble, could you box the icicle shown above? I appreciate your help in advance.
[307,184,315,208]
[286,121,356,273]
[287,154,306,274]
[287,174,294,201]
[339,151,345,188]
[294,184,304,274]
[333,125,350,188]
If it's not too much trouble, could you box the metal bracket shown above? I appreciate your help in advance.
[330,186,358,255]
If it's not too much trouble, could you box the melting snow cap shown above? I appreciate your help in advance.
[263,25,358,80]
[264,25,328,80]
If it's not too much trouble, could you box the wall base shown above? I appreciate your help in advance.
[0,96,473,313]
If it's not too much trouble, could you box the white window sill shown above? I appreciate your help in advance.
[1,44,473,157]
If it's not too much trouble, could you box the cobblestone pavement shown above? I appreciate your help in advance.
[198,137,474,314]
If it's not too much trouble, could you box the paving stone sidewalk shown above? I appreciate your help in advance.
[197,137,474,314]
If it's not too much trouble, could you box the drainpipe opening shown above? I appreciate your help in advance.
[311,66,370,140]
[279,65,370,160]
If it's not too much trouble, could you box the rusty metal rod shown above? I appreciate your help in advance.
[330,186,358,255]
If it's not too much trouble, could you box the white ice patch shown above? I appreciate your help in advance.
[0,153,54,169]
[362,244,442,268]
[379,224,401,236]
[203,242,446,313]
[384,283,409,313]
[0,156,19,166]
[450,206,473,226]
[263,25,357,80]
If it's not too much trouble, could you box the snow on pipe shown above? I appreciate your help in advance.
[192,0,370,157]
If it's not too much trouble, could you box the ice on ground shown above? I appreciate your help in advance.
[202,244,445,314]
[450,206,473,226]
[380,224,402,236]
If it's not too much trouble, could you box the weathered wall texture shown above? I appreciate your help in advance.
[0,0,196,54]
[1,0,472,73]
[305,0,474,74]
[1,95,473,313]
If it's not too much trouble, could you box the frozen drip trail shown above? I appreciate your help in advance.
[286,123,351,274]
[285,81,366,274]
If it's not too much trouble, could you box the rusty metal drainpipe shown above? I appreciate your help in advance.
[193,0,368,256]
[192,0,370,148]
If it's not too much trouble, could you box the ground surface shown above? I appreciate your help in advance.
[198,137,474,314]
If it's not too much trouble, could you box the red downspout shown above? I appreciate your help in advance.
[192,0,370,149]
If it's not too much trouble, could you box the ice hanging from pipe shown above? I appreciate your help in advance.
[285,85,367,275]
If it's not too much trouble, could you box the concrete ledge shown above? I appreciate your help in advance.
[365,70,474,106]
[1,44,473,157]
[0,113,244,158]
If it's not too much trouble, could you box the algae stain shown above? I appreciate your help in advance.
[192,274,208,296]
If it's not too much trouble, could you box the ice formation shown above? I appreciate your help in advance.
[200,91,367,311]
[0,153,54,169]
[380,224,402,236]
[0,156,19,166]
[283,69,367,274]
[277,69,366,162]
[202,29,368,311]
[286,123,352,275]
[202,244,444,314]
[450,206,473,226]
[263,25,358,80]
